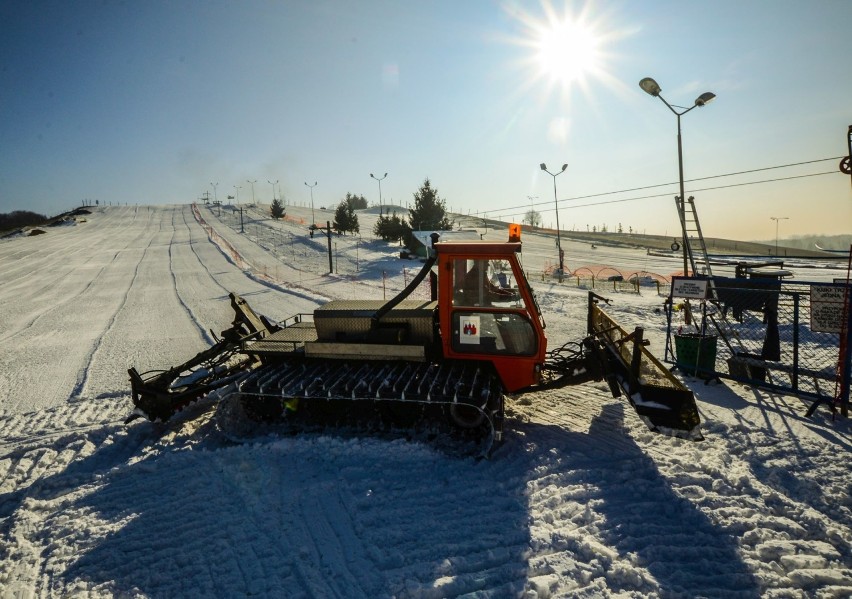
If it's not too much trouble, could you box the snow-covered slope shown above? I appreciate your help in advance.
[0,205,849,597]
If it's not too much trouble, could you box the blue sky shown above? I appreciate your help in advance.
[2,0,850,240]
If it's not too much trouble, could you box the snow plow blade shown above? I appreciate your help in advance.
[587,293,702,440]
[126,293,276,423]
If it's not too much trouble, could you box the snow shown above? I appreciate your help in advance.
[0,204,850,597]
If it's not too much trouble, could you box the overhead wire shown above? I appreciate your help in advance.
[469,156,846,219]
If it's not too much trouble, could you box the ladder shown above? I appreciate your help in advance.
[677,195,713,278]
[675,196,746,356]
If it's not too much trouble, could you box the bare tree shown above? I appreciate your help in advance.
[524,209,542,228]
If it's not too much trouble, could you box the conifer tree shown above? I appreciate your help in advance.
[270,198,285,220]
[404,178,452,249]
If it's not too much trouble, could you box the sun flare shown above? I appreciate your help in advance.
[536,19,600,86]
[503,1,624,102]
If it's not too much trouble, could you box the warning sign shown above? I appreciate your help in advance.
[672,278,709,299]
[811,285,849,333]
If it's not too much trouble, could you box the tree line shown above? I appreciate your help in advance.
[0,210,48,232]
[270,178,453,250]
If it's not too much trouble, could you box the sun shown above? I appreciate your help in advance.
[502,1,622,101]
[535,18,601,86]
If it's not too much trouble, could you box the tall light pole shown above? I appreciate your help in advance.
[540,163,567,273]
[370,172,387,215]
[770,216,789,256]
[233,185,241,204]
[210,182,218,204]
[267,179,278,203]
[305,181,317,225]
[246,179,257,205]
[639,77,715,276]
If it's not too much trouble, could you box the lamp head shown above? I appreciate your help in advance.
[561,164,567,172]
[539,163,547,171]
[639,77,661,97]
[695,92,716,107]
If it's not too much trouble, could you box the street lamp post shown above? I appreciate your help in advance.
[540,163,568,273]
[770,216,789,256]
[305,181,317,225]
[268,179,279,203]
[246,180,257,205]
[210,182,218,204]
[370,172,387,215]
[639,77,716,276]
[233,185,241,204]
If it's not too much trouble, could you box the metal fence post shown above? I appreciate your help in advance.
[792,294,800,392]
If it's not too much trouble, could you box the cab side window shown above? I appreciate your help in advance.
[452,259,518,307]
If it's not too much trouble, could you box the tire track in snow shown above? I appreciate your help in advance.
[72,205,244,405]
[0,222,160,414]
[71,218,172,400]
[0,410,184,595]
[70,239,160,397]
[508,384,644,457]
[0,211,174,411]
[0,215,111,285]
[178,206,232,297]
[0,395,131,457]
[209,443,379,598]
[294,488,372,597]
[0,207,150,293]
[0,209,159,346]
[168,207,228,345]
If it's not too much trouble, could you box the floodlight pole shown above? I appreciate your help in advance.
[210,182,218,204]
[371,172,387,216]
[268,179,278,202]
[639,77,715,276]
[304,181,317,225]
[247,180,257,205]
[770,216,789,256]
[540,163,567,273]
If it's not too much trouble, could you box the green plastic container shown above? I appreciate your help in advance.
[674,333,718,375]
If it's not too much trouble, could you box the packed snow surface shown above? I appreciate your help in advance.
[0,205,849,597]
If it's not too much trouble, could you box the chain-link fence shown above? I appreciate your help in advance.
[665,276,851,412]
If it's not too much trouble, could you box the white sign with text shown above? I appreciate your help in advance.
[810,285,848,334]
[672,278,709,299]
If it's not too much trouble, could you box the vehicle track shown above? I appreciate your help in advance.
[168,207,234,344]
[71,238,161,400]
[0,207,151,292]
[0,399,222,595]
[0,208,158,345]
